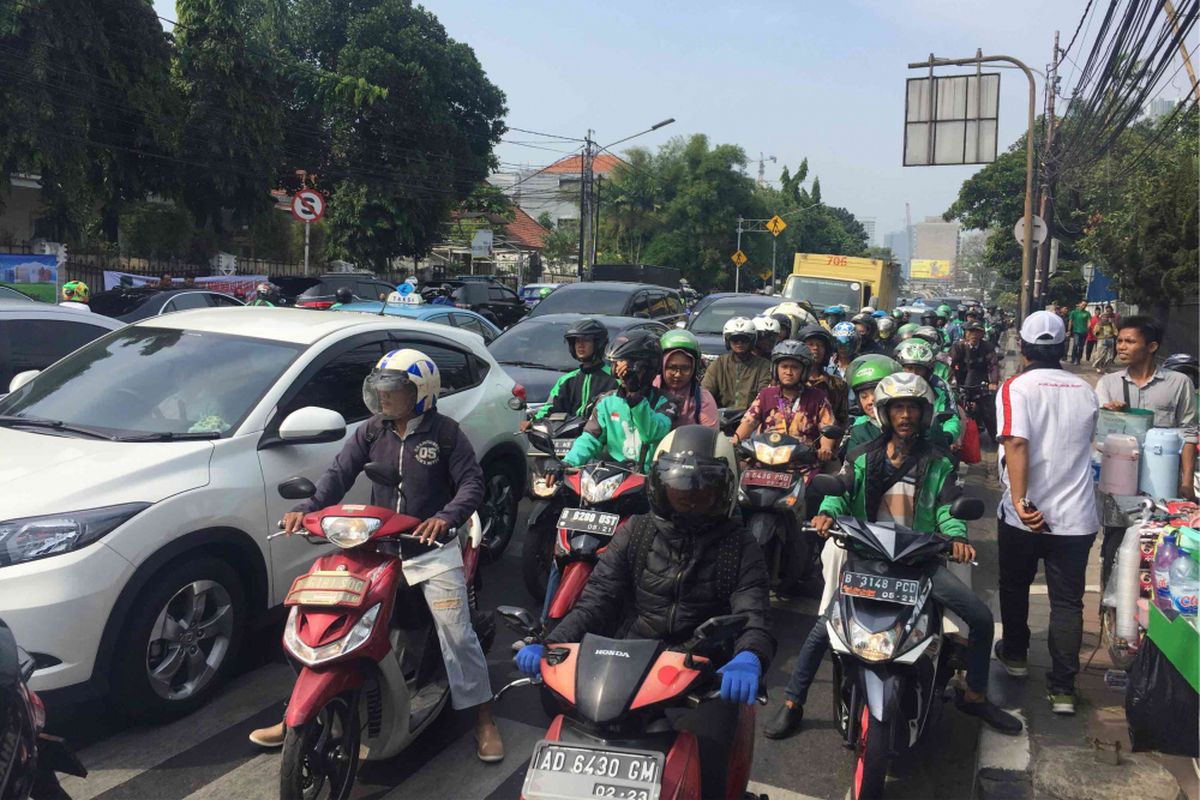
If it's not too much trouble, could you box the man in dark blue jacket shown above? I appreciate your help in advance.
[251,348,503,762]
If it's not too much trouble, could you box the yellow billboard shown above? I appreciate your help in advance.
[910,259,952,279]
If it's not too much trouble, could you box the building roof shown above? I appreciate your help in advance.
[505,207,549,249]
[543,153,622,176]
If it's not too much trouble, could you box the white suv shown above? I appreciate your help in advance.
[0,308,525,718]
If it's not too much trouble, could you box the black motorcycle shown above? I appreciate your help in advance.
[808,474,984,800]
[0,620,87,799]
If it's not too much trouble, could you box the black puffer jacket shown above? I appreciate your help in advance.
[547,514,776,669]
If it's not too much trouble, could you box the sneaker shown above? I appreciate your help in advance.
[763,701,804,740]
[954,690,1023,735]
[1048,691,1076,715]
[994,641,1029,677]
[511,635,534,653]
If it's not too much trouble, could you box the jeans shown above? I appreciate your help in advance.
[421,567,494,709]
[997,519,1096,693]
[1071,332,1087,364]
[784,561,994,702]
[541,561,561,622]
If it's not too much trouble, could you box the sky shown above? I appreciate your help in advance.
[151,0,1198,241]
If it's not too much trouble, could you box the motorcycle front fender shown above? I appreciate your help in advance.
[528,496,566,529]
[547,560,594,620]
[285,666,366,727]
[858,664,904,724]
[746,513,782,547]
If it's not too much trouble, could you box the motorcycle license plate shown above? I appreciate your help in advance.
[558,508,620,536]
[742,469,792,489]
[840,571,920,605]
[523,740,663,800]
[553,438,575,458]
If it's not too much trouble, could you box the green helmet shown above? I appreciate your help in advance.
[935,304,953,319]
[660,328,702,359]
[896,322,920,342]
[846,354,901,392]
[894,339,935,370]
[873,373,936,433]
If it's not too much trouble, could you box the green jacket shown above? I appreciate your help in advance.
[818,436,966,538]
[930,380,963,447]
[847,415,881,450]
[534,364,615,420]
[564,389,673,473]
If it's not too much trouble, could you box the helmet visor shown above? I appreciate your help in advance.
[649,453,733,518]
[362,370,416,417]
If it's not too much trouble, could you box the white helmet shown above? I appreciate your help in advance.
[362,349,441,418]
[722,316,757,350]
[753,316,781,336]
[872,372,936,433]
[861,305,876,314]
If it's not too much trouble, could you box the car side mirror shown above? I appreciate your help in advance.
[949,497,985,521]
[364,461,401,488]
[278,476,317,500]
[497,605,540,636]
[8,370,39,394]
[809,473,847,498]
[278,406,347,444]
[526,429,557,457]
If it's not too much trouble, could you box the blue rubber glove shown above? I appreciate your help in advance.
[717,651,761,705]
[515,643,546,677]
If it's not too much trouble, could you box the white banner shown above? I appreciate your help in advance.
[102,271,268,296]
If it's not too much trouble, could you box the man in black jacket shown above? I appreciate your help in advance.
[516,425,774,797]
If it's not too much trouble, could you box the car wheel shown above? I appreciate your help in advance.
[110,556,246,720]
[480,460,519,559]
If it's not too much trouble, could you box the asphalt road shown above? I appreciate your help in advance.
[48,464,1002,800]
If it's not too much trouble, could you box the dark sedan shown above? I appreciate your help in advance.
[90,287,244,321]
[488,313,668,408]
[686,294,779,362]
[527,281,687,327]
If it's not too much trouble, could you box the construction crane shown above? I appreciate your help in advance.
[756,153,777,188]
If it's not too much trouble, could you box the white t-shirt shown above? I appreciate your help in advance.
[996,366,1099,535]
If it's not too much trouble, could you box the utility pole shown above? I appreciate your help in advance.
[1034,31,1059,307]
[592,174,603,269]
[735,218,744,293]
[578,130,594,280]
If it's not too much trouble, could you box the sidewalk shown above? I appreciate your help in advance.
[974,350,1199,800]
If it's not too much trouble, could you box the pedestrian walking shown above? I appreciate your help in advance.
[1084,306,1100,362]
[994,311,1099,717]
[1067,301,1091,365]
[1091,306,1117,372]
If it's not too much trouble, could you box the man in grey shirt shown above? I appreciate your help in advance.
[1095,315,1197,502]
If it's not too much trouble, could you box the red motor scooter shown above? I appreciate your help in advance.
[495,607,766,800]
[524,430,647,622]
[270,463,492,800]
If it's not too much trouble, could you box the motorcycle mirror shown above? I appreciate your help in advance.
[809,473,846,498]
[497,605,539,635]
[820,424,844,440]
[693,614,748,643]
[277,476,317,500]
[526,429,557,457]
[949,496,985,521]
[364,461,401,487]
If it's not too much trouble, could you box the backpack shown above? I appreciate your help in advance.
[626,515,743,601]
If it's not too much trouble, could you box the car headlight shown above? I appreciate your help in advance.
[283,603,381,666]
[321,516,382,548]
[753,442,795,466]
[847,616,899,662]
[581,472,622,504]
[0,503,150,567]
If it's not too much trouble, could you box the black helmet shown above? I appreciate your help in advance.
[797,323,835,360]
[770,312,794,339]
[770,339,814,384]
[605,328,662,392]
[335,287,354,304]
[851,312,878,341]
[964,320,985,332]
[1164,353,1199,388]
[919,309,938,326]
[564,317,609,361]
[649,425,738,526]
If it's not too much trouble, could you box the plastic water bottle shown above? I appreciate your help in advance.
[1168,554,1198,616]
[1153,534,1179,609]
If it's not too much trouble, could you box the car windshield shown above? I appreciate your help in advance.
[688,298,775,334]
[782,276,861,309]
[529,287,630,316]
[0,327,302,438]
[488,320,579,372]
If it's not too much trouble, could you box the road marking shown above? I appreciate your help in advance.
[747,780,824,800]
[60,663,292,800]
[180,752,278,800]
[1028,585,1101,595]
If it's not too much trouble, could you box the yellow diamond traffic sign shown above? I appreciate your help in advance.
[766,214,787,237]
[731,249,748,267]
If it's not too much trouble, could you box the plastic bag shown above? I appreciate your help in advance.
[1125,637,1199,756]
[960,418,982,464]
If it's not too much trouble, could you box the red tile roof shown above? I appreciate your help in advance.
[506,207,549,250]
[543,153,622,175]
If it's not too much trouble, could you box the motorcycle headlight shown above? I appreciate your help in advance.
[581,472,623,504]
[900,609,932,653]
[321,516,382,548]
[532,476,558,498]
[753,442,795,466]
[847,617,899,662]
[283,603,381,666]
[0,503,150,567]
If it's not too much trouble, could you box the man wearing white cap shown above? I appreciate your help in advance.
[993,311,1099,717]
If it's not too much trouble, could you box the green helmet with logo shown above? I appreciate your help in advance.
[660,328,702,359]
[895,322,920,342]
[894,339,936,370]
[846,354,901,392]
[935,304,953,319]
